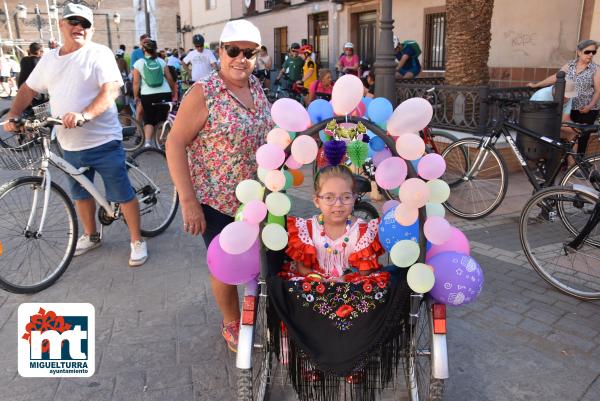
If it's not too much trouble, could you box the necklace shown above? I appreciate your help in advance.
[318,214,352,255]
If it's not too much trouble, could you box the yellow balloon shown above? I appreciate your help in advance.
[262,223,289,251]
[394,203,419,226]
[257,167,269,183]
[265,192,291,216]
[390,240,420,267]
[427,179,450,203]
[407,263,435,293]
[265,170,286,192]
[235,180,264,203]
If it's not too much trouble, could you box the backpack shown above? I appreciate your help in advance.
[142,57,164,87]
[402,40,422,58]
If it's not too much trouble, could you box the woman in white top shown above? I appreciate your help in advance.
[255,45,272,88]
[133,39,177,147]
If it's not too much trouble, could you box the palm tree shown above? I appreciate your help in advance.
[444,0,494,86]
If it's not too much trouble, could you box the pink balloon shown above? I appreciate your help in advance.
[394,202,419,226]
[418,153,446,180]
[266,128,292,149]
[256,143,285,170]
[207,235,259,285]
[243,200,267,224]
[271,98,311,132]
[426,226,470,260]
[265,170,286,192]
[399,178,430,208]
[331,74,364,115]
[219,221,259,255]
[382,200,400,215]
[291,135,318,164]
[372,148,392,167]
[285,155,302,169]
[351,101,367,117]
[375,157,407,190]
[388,98,434,136]
[423,216,451,245]
[396,133,425,161]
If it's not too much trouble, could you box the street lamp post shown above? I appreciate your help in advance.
[143,0,150,36]
[34,3,43,41]
[113,12,120,44]
[374,0,396,105]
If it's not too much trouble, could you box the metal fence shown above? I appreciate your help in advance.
[395,79,536,134]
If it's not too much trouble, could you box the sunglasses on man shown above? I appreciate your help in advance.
[583,50,597,55]
[66,17,91,29]
[222,44,259,59]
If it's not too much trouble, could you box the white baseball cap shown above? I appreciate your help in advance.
[220,20,261,46]
[63,2,94,26]
[344,42,354,49]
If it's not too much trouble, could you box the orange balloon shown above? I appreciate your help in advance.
[289,169,304,186]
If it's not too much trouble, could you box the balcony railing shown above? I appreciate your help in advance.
[264,0,291,10]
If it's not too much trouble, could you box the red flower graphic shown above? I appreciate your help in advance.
[336,304,354,318]
[302,282,312,292]
[316,284,326,294]
[363,282,373,293]
[22,308,72,353]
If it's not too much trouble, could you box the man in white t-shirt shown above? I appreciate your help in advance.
[5,3,148,267]
[182,34,216,82]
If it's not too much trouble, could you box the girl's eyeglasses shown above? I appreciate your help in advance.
[583,50,597,55]
[317,193,356,206]
[222,44,259,59]
[66,17,91,29]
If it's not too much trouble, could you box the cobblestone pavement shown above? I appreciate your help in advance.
[0,145,599,401]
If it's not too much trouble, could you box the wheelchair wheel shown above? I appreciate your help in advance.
[406,299,445,401]
[237,288,273,401]
[353,200,379,220]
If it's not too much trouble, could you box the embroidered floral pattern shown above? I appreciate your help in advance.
[187,72,273,216]
[286,273,391,331]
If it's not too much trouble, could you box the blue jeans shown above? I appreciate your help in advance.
[62,140,135,203]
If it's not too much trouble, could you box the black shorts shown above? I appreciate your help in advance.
[140,92,171,126]
[200,204,234,248]
[570,109,600,154]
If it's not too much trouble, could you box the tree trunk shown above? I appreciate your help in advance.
[445,0,494,86]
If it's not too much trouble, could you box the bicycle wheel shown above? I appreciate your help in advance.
[560,154,600,188]
[237,289,272,401]
[127,148,179,237]
[441,138,508,219]
[353,200,379,220]
[405,299,445,401]
[519,186,600,300]
[428,130,458,154]
[0,176,77,293]
[155,120,171,150]
[118,109,144,152]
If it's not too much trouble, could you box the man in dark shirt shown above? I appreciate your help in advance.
[17,42,43,88]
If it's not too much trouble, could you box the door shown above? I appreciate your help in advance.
[357,12,377,67]
[308,12,329,68]
[274,27,288,68]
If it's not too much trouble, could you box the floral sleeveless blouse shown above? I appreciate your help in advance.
[187,72,273,216]
[566,59,600,110]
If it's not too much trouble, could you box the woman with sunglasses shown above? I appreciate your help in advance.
[528,40,600,153]
[165,20,272,353]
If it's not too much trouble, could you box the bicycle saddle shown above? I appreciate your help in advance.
[563,121,600,134]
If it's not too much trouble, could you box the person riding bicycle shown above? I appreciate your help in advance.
[336,42,360,77]
[4,2,148,267]
[283,165,384,281]
[300,44,317,93]
[276,42,303,86]
[182,34,217,84]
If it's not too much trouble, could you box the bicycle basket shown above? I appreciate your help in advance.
[31,102,52,119]
[0,139,44,170]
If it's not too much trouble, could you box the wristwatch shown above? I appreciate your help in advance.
[81,112,92,122]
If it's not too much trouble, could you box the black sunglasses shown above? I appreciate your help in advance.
[583,50,597,55]
[66,17,91,29]
[222,44,259,59]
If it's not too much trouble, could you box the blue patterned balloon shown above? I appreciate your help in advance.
[428,251,484,306]
[378,207,420,252]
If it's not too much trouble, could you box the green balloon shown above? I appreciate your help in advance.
[288,132,297,140]
[390,240,420,268]
[283,170,293,190]
[234,204,245,222]
[267,212,286,227]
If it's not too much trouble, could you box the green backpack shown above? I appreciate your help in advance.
[142,57,164,87]
[402,40,422,58]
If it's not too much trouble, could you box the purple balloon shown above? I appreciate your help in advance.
[372,148,392,167]
[207,234,259,285]
[428,251,484,306]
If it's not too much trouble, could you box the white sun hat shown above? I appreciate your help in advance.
[220,20,261,47]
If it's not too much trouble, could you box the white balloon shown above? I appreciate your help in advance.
[388,98,434,136]
[262,223,289,251]
[235,180,264,203]
[265,192,291,216]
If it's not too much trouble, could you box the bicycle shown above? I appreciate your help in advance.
[269,74,305,104]
[236,115,448,401]
[152,101,178,150]
[441,97,600,219]
[420,87,463,156]
[519,184,600,300]
[117,99,145,152]
[0,116,179,294]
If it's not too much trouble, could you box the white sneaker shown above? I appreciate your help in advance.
[144,142,152,148]
[74,233,101,256]
[129,240,148,267]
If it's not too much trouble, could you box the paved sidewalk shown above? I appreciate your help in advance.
[0,162,599,401]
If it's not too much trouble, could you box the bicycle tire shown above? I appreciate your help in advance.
[156,120,171,150]
[428,130,458,154]
[118,109,145,152]
[560,154,600,188]
[405,299,445,401]
[0,176,77,293]
[127,148,179,237]
[441,138,508,219]
[519,186,600,300]
[237,290,272,401]
[353,200,379,220]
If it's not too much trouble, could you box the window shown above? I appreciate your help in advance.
[206,0,216,10]
[424,10,446,70]
[274,27,288,68]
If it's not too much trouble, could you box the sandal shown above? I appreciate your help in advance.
[221,320,240,353]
